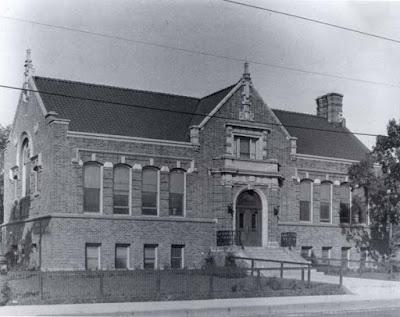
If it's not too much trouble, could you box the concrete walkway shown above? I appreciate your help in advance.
[1,276,400,316]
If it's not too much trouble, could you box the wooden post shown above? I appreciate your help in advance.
[307,265,311,286]
[39,271,44,300]
[99,271,104,300]
[251,259,255,277]
[256,269,262,290]
[390,262,394,280]
[208,272,214,298]
[301,268,305,281]
[280,262,284,279]
[339,265,343,287]
[156,270,161,300]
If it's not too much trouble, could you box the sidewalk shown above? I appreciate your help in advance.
[1,277,400,316]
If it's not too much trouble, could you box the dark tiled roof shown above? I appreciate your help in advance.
[34,76,230,142]
[33,76,368,160]
[190,83,238,126]
[272,109,369,161]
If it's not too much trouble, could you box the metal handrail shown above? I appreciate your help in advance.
[231,256,310,266]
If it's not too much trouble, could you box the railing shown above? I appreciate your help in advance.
[231,256,315,285]
[216,230,242,246]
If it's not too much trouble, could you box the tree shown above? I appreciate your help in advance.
[348,119,400,257]
[0,124,11,224]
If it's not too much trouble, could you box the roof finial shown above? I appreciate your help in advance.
[243,61,250,79]
[22,49,34,102]
[24,49,34,80]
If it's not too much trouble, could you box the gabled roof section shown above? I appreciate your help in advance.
[191,82,240,127]
[272,109,369,161]
[33,76,237,142]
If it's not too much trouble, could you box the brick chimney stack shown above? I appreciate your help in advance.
[316,93,345,126]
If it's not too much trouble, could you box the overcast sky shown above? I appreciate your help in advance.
[0,0,399,149]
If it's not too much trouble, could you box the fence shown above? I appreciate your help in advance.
[0,266,341,305]
[312,257,398,282]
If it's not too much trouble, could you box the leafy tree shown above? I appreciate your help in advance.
[348,119,400,257]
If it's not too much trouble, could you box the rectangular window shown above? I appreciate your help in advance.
[86,243,100,270]
[171,245,184,269]
[113,166,130,214]
[341,247,350,268]
[83,163,101,213]
[234,136,257,159]
[300,181,312,222]
[115,244,130,269]
[321,247,331,264]
[320,183,331,223]
[142,168,158,215]
[169,171,185,216]
[339,184,351,224]
[301,246,312,259]
[144,244,157,269]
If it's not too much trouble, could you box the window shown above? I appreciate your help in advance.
[300,180,312,222]
[142,167,158,215]
[322,247,331,264]
[113,165,130,214]
[21,138,30,197]
[234,136,256,159]
[86,243,100,270]
[169,170,185,216]
[171,245,184,269]
[144,244,157,269]
[320,182,331,223]
[339,184,351,224]
[115,244,130,269]
[301,246,312,259]
[341,247,350,268]
[83,163,101,212]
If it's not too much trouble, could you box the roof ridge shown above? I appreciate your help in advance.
[199,80,240,100]
[33,76,201,101]
[272,108,319,118]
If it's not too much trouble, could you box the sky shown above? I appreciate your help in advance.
[0,0,399,149]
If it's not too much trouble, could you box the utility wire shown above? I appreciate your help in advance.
[0,83,381,138]
[1,15,400,89]
[221,0,400,45]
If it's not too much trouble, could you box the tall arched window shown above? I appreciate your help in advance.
[339,184,351,224]
[21,138,30,197]
[300,180,312,222]
[142,167,158,215]
[169,169,185,216]
[320,182,332,223]
[83,162,101,212]
[113,165,130,214]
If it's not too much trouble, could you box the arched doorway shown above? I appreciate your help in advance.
[236,190,262,246]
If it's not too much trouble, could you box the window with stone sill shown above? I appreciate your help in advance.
[233,136,256,159]
[83,162,101,213]
[299,180,312,222]
[320,182,332,223]
[113,165,130,215]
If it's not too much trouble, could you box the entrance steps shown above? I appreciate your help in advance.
[211,245,327,280]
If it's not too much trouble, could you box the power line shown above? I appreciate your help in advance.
[1,15,400,89]
[221,0,400,45]
[0,82,381,138]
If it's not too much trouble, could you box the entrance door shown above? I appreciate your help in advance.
[236,190,262,246]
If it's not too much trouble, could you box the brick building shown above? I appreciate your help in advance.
[1,55,369,270]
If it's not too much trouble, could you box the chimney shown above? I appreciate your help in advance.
[316,93,344,126]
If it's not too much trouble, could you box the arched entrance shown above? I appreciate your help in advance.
[236,190,262,246]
